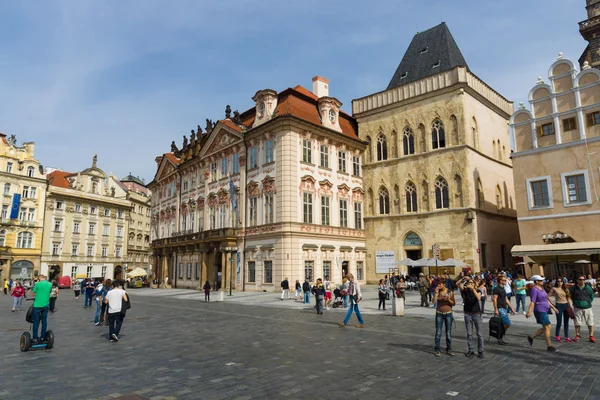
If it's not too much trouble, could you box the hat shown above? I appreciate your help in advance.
[531,275,544,282]
[419,272,424,276]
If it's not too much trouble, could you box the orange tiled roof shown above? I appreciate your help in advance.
[164,153,180,165]
[47,170,72,188]
[219,119,244,133]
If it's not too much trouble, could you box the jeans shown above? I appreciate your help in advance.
[343,297,364,325]
[464,313,483,353]
[555,302,570,338]
[434,312,453,351]
[315,295,323,313]
[108,312,124,338]
[295,289,302,299]
[84,291,93,307]
[32,306,48,340]
[12,296,23,310]
[378,294,386,310]
[480,297,486,314]
[515,294,526,313]
[303,291,310,304]
[94,298,102,323]
[343,295,348,308]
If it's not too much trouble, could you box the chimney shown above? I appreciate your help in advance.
[312,76,329,98]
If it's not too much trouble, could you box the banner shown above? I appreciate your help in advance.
[236,252,241,284]
[9,193,21,219]
[376,251,396,273]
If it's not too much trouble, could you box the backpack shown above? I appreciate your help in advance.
[489,316,505,340]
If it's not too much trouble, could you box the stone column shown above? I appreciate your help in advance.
[200,251,207,287]
[221,251,227,291]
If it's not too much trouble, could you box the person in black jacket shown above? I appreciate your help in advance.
[311,278,326,314]
[302,279,311,304]
[280,278,290,300]
[457,277,484,358]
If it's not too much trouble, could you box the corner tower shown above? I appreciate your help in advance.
[579,0,600,68]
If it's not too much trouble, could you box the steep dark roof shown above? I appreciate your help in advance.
[121,174,145,186]
[387,22,468,89]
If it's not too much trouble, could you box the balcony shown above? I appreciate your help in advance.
[580,15,600,32]
[152,227,237,248]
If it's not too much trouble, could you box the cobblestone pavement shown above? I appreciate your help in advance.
[2,288,600,400]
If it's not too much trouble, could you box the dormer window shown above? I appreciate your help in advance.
[400,72,408,79]
[421,47,428,54]
[432,60,441,68]
[259,102,266,117]
[328,109,336,122]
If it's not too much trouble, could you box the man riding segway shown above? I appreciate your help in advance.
[29,274,52,344]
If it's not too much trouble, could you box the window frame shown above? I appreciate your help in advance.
[302,139,312,164]
[265,140,274,164]
[263,260,273,284]
[525,175,553,210]
[562,117,577,132]
[339,199,348,228]
[354,202,362,229]
[338,150,347,173]
[320,144,329,168]
[232,153,240,174]
[352,156,360,176]
[321,196,330,226]
[249,146,258,169]
[560,170,592,207]
[303,192,313,224]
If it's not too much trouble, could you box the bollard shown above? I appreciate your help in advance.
[392,296,405,316]
[215,290,225,302]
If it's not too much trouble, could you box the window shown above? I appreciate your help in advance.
[432,119,446,149]
[563,118,577,132]
[117,210,124,219]
[101,246,107,257]
[264,261,273,283]
[102,266,107,277]
[379,187,390,215]
[87,266,93,278]
[17,232,33,248]
[27,208,35,221]
[54,219,62,232]
[338,151,347,173]
[377,134,387,161]
[88,223,96,235]
[339,200,348,227]
[265,140,274,164]
[101,208,108,217]
[562,171,589,205]
[403,127,415,155]
[586,111,600,127]
[70,267,77,279]
[323,261,331,280]
[56,201,63,210]
[75,203,81,212]
[539,122,555,136]
[304,261,314,282]
[190,211,195,232]
[22,186,29,198]
[354,203,362,229]
[30,187,37,199]
[182,178,188,191]
[117,226,123,237]
[209,207,216,230]
[177,263,183,279]
[182,213,187,231]
[406,182,418,212]
[219,204,226,228]
[90,205,97,214]
[19,209,26,221]
[115,246,122,257]
[186,263,192,279]
[249,147,258,169]
[221,158,228,176]
[72,244,79,256]
[198,212,204,232]
[476,180,484,209]
[248,261,256,283]
[0,230,6,246]
[232,153,240,174]
[480,243,487,270]
[302,139,312,163]
[496,185,503,210]
[264,193,274,224]
[3,183,10,195]
[320,145,329,168]
[194,263,199,280]
[1,205,7,219]
[6,162,12,173]
[103,225,109,236]
[52,243,60,255]
[210,162,217,182]
[527,177,552,209]
[248,197,257,226]
[352,156,360,176]
[357,261,364,280]
[321,196,330,225]
[435,177,449,209]
[303,192,313,223]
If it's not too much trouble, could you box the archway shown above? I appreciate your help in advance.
[114,265,123,280]
[10,260,34,280]
[48,265,61,281]
[403,232,423,276]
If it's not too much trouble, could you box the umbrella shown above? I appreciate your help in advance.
[396,258,416,266]
[440,258,468,267]
[413,258,440,266]
[127,267,148,278]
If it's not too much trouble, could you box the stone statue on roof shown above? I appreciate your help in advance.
[182,135,188,149]
[205,119,213,134]
[233,110,242,125]
[197,124,203,135]
[190,129,196,146]
[171,140,179,154]
[92,154,98,168]
[225,105,231,119]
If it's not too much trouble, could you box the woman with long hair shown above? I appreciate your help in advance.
[550,278,573,342]
[433,281,456,357]
[477,280,487,315]
[378,279,387,311]
[11,281,25,312]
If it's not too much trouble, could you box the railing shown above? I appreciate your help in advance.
[580,15,600,31]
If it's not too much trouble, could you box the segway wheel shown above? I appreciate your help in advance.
[20,332,31,352]
[45,330,54,349]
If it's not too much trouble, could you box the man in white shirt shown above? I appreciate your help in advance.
[104,280,128,342]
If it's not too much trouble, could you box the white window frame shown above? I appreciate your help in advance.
[525,175,553,210]
[232,153,240,174]
[265,140,274,164]
[560,170,592,207]
[249,147,258,169]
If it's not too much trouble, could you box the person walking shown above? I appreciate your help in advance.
[493,274,516,345]
[203,280,211,302]
[49,281,59,313]
[570,275,595,343]
[477,280,487,315]
[302,279,311,304]
[99,279,112,326]
[29,274,52,344]
[418,273,430,307]
[94,280,104,325]
[3,278,8,295]
[514,274,527,314]
[312,278,325,314]
[458,277,484,358]
[11,281,25,312]
[324,276,333,310]
[280,277,290,300]
[73,279,81,300]
[294,280,302,301]
[550,278,573,342]
[340,277,349,308]
[433,279,456,357]
[104,280,129,342]
[338,274,364,328]
[378,279,387,311]
[526,275,559,352]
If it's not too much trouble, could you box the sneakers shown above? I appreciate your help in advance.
[446,350,455,356]
[574,335,581,342]
[527,336,534,347]
[356,324,364,328]
[94,322,100,326]
[434,351,441,357]
[564,337,573,343]
[554,336,561,342]
[464,351,475,358]
[111,333,119,342]
[547,346,557,352]
[498,339,508,346]
[478,352,484,359]
[109,338,116,343]
[338,322,346,328]
[590,336,596,343]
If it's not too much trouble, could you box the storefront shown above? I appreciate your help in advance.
[10,260,35,280]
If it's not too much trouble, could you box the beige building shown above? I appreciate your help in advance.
[510,54,600,279]
[41,156,131,280]
[0,134,46,282]
[150,78,366,291]
[352,23,520,281]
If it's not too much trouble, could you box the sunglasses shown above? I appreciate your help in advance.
[578,279,585,281]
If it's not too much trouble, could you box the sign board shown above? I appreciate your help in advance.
[376,251,396,273]
[432,244,441,259]
[428,248,454,261]
[404,232,422,246]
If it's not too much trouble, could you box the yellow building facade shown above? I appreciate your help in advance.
[0,134,46,282]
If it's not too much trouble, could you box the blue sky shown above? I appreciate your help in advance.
[0,0,586,182]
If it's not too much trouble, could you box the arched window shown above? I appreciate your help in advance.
[405,182,418,212]
[377,133,388,161]
[379,187,390,215]
[471,117,479,150]
[0,230,5,246]
[435,177,449,209]
[27,166,35,177]
[492,141,497,159]
[432,119,446,149]
[476,179,484,209]
[17,232,33,248]
[403,127,415,155]
[496,185,503,211]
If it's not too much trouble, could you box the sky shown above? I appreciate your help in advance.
[0,0,587,182]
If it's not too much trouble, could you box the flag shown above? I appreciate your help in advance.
[229,179,239,223]
[10,194,21,219]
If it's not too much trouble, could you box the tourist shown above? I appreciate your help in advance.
[433,279,456,357]
[338,274,364,328]
[492,275,516,345]
[457,276,483,358]
[99,279,112,325]
[340,276,349,308]
[294,279,301,301]
[390,272,399,296]
[526,275,558,352]
[3,278,8,295]
[477,279,487,315]
[73,279,81,300]
[504,275,514,304]
[514,274,527,314]
[396,278,406,304]
[378,279,387,311]
[302,279,311,304]
[94,280,104,325]
[203,280,211,302]
[418,273,430,307]
[570,275,595,343]
[311,278,325,314]
[280,277,290,300]
[104,280,128,342]
[11,281,25,312]
[324,276,332,310]
[550,278,572,342]
[49,281,59,313]
[29,274,52,344]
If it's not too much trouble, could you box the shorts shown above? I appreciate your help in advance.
[534,311,551,326]
[574,307,594,326]
[325,292,332,300]
[498,308,512,327]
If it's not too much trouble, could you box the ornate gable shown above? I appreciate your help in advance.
[199,123,243,160]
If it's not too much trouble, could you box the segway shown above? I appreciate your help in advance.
[20,299,54,352]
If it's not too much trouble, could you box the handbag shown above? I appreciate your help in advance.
[120,295,131,316]
[566,305,575,319]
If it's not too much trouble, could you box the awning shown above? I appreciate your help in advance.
[511,242,600,257]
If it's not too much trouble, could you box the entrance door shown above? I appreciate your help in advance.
[215,251,222,290]
[48,265,61,281]
[406,250,422,276]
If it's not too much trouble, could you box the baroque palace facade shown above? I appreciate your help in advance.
[150,77,366,291]
[353,23,520,280]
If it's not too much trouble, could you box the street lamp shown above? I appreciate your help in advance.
[223,247,238,296]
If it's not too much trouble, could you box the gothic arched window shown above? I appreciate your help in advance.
[405,182,418,213]
[377,133,388,161]
[378,187,390,215]
[434,177,449,209]
[403,127,415,155]
[432,119,446,149]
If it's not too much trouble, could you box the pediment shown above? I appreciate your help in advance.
[199,123,244,159]
[152,155,178,183]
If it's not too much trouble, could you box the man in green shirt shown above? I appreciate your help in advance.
[514,274,527,314]
[30,274,52,343]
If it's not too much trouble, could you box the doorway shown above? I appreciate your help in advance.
[406,250,422,276]
[48,265,61,281]
[341,261,349,278]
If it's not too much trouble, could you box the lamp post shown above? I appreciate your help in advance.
[223,247,238,296]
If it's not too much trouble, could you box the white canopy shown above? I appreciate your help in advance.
[396,258,416,266]
[440,258,469,267]
[127,267,148,278]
